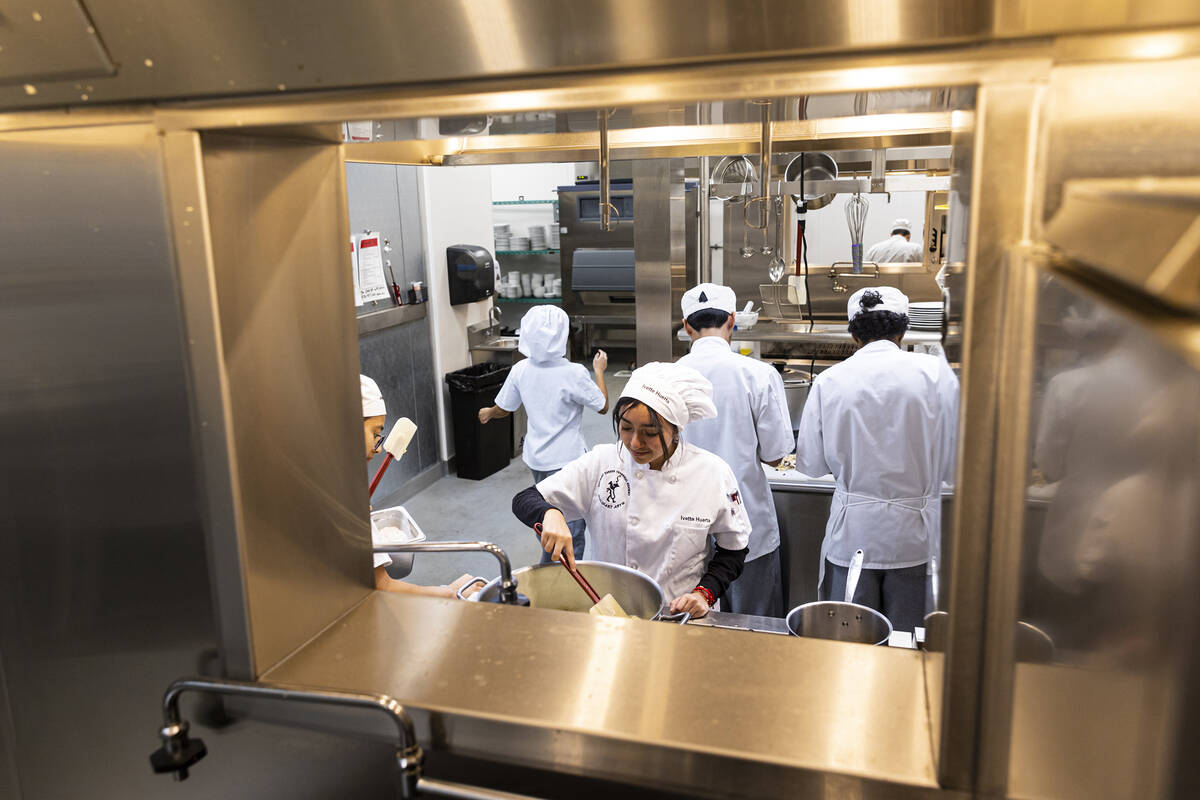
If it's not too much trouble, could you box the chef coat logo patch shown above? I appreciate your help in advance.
[597,470,630,509]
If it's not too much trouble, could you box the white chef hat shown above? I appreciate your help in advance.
[518,304,569,363]
[360,374,387,418]
[847,286,909,321]
[620,362,717,429]
[891,218,912,233]
[681,283,737,319]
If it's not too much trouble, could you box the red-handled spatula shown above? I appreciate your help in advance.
[534,522,601,603]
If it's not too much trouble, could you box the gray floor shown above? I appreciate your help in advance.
[399,368,630,589]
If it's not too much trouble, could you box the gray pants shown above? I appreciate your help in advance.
[721,548,784,618]
[532,467,586,563]
[821,560,927,633]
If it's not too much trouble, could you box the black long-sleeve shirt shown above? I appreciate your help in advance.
[511,485,748,601]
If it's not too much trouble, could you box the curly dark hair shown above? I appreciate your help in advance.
[847,289,909,343]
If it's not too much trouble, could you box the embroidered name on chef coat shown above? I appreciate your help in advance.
[597,470,631,509]
[678,514,713,524]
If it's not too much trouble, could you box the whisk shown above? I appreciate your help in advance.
[845,193,870,274]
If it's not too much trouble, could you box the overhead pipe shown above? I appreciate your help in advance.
[744,99,773,230]
[599,108,617,232]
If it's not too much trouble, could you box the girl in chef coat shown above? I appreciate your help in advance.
[511,362,750,618]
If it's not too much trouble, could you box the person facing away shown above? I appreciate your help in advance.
[864,218,924,263]
[510,361,750,619]
[362,374,478,597]
[478,304,608,563]
[676,283,794,617]
[795,287,958,632]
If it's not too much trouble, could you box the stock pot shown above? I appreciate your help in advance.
[467,561,688,623]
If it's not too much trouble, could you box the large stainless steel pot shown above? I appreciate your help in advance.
[785,549,893,646]
[468,561,688,622]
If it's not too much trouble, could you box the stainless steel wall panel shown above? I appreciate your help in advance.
[936,82,1043,792]
[633,160,681,364]
[9,0,1200,113]
[1006,273,1200,800]
[0,122,401,800]
[1040,57,1200,226]
[193,133,372,675]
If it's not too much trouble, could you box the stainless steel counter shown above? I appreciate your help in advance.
[731,320,958,347]
[262,592,949,798]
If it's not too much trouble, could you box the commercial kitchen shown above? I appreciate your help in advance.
[2,3,1199,799]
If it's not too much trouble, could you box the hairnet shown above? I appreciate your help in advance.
[891,218,912,233]
[847,286,909,321]
[620,362,716,429]
[361,374,387,418]
[518,305,570,363]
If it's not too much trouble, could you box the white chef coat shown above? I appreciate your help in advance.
[865,234,923,264]
[796,340,958,575]
[536,442,751,600]
[494,357,605,471]
[678,336,794,561]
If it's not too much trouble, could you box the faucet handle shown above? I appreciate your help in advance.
[150,722,207,780]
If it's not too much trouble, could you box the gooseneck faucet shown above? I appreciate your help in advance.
[151,678,422,797]
[374,541,526,605]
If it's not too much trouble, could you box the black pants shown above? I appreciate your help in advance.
[821,560,927,633]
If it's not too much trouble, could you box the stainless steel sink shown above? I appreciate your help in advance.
[475,336,519,351]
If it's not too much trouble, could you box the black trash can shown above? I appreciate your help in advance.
[445,362,513,480]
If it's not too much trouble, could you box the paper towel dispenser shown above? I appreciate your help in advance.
[571,248,635,292]
[447,244,495,305]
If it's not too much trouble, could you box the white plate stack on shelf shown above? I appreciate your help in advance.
[532,274,545,297]
[907,301,945,330]
[528,225,547,251]
[548,227,560,250]
[510,235,531,252]
[552,278,562,296]
[493,223,512,252]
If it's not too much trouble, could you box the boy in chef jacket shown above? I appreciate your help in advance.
[478,305,608,563]
[678,283,794,617]
[362,374,478,597]
[795,288,958,632]
[511,362,750,618]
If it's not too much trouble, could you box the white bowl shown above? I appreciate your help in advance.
[734,311,759,330]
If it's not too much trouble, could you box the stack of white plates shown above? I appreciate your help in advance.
[510,236,531,251]
[548,227,561,249]
[493,223,512,251]
[907,301,945,330]
[528,225,547,250]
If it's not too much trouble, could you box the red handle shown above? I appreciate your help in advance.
[535,523,601,603]
[368,452,394,497]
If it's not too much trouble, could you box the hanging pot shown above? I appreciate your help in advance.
[785,152,838,211]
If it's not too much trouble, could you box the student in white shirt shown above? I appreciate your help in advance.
[677,283,794,617]
[864,218,924,263]
[478,305,608,562]
[795,288,958,632]
[511,362,751,618]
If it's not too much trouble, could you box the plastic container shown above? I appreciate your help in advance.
[445,362,513,480]
[370,505,427,578]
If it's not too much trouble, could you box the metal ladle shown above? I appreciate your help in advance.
[768,197,787,282]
